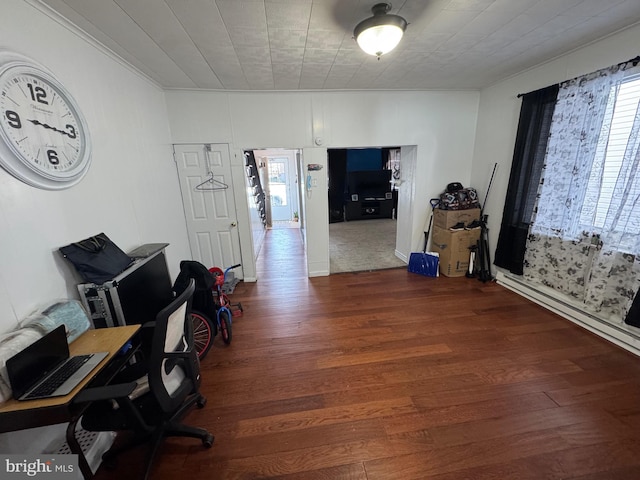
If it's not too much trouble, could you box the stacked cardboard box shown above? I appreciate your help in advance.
[430,208,481,277]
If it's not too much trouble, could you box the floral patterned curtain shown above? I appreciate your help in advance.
[524,62,640,322]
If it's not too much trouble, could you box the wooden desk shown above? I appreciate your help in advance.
[0,325,140,478]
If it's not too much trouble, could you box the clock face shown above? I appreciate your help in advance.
[0,54,91,189]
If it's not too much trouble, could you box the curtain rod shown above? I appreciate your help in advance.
[516,85,557,99]
[516,55,640,98]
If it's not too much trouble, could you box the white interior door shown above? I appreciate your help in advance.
[267,157,293,222]
[174,144,241,270]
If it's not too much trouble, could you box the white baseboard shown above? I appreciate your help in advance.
[309,270,330,277]
[496,271,640,357]
[395,250,408,263]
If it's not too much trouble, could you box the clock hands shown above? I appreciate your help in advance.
[27,118,74,138]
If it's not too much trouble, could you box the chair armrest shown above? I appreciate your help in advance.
[163,351,200,386]
[73,382,137,404]
[163,351,194,360]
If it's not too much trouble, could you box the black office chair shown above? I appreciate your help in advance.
[78,278,214,479]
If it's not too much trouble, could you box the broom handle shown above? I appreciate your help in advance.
[481,162,498,216]
[423,198,440,253]
[423,215,433,253]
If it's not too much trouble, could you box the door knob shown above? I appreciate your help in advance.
[230,221,237,227]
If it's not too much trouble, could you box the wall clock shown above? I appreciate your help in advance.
[0,51,91,190]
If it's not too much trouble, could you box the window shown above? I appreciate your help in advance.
[268,158,288,207]
[579,72,640,235]
[501,59,640,321]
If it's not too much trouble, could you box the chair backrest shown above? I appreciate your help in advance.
[148,278,200,413]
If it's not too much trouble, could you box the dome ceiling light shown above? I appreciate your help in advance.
[354,3,407,59]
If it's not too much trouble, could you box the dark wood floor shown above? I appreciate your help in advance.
[95,227,640,479]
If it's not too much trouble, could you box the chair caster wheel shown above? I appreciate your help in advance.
[197,396,207,408]
[203,434,214,448]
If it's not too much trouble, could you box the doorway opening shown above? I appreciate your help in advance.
[243,148,304,273]
[253,149,301,229]
[327,146,406,274]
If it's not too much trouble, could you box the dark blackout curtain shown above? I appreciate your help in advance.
[494,85,559,275]
[626,290,640,328]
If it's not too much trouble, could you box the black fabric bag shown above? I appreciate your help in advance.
[446,182,464,193]
[59,233,133,284]
[173,260,218,336]
[173,261,216,314]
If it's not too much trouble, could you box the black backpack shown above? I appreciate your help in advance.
[173,260,217,326]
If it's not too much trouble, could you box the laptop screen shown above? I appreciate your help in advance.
[6,325,69,399]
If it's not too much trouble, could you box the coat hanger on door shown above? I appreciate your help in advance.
[195,173,228,191]
[195,144,229,191]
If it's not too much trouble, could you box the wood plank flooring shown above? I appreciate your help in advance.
[94,227,640,479]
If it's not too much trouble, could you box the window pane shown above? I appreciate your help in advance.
[580,75,640,235]
[268,159,288,207]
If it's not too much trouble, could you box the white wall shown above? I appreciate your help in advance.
[472,23,640,262]
[243,153,267,261]
[165,89,480,276]
[0,0,191,333]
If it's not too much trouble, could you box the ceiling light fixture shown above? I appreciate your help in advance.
[354,3,407,59]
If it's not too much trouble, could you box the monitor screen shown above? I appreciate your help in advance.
[118,252,174,325]
[347,170,391,198]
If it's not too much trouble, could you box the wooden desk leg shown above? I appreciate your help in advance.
[66,417,93,480]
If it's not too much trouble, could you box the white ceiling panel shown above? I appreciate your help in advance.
[38,0,640,91]
[446,0,495,12]
[525,0,583,19]
[55,0,198,87]
[265,2,312,29]
[271,48,305,64]
[113,0,221,88]
[563,0,625,18]
[217,0,267,27]
[427,10,483,34]
[269,29,308,49]
[486,0,539,15]
[166,0,232,45]
[463,11,520,36]
[306,29,347,49]
[303,49,338,65]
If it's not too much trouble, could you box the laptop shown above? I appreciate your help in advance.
[6,325,109,401]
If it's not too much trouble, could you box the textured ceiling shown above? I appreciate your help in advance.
[39,0,640,91]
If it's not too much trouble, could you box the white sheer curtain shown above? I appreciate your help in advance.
[584,99,640,315]
[529,66,625,239]
[600,100,640,249]
[524,62,640,322]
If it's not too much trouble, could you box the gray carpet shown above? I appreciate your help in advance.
[329,218,406,274]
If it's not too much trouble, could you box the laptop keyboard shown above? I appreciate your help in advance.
[25,354,93,399]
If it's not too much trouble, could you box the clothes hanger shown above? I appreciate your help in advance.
[194,144,229,191]
[194,172,228,191]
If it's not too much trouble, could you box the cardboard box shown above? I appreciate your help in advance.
[433,207,481,230]
[430,226,481,277]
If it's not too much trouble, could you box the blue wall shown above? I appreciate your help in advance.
[346,148,382,171]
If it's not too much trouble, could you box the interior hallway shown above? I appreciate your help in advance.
[256,224,307,281]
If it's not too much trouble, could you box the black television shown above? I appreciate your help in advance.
[346,170,391,199]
